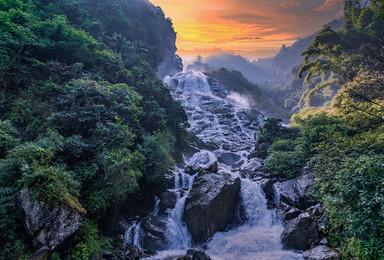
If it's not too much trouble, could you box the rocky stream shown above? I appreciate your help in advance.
[120,70,341,260]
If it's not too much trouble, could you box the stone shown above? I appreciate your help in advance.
[317,215,330,233]
[282,212,319,251]
[285,207,302,221]
[185,165,202,175]
[29,246,50,260]
[160,189,178,212]
[241,158,264,172]
[140,216,169,251]
[100,250,113,259]
[274,173,315,210]
[186,248,212,260]
[303,245,341,260]
[320,238,329,246]
[184,173,241,241]
[125,244,141,260]
[19,188,83,251]
[217,152,241,166]
[205,161,218,173]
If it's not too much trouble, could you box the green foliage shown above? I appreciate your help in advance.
[67,219,112,260]
[324,154,384,259]
[103,148,144,202]
[265,149,304,179]
[255,118,300,159]
[0,0,188,257]
[139,132,175,193]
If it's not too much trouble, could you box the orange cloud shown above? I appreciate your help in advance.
[314,0,343,11]
[150,0,344,59]
[280,2,300,7]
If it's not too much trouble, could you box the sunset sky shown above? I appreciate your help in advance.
[150,0,344,60]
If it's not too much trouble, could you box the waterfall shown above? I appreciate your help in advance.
[206,179,301,260]
[124,221,142,250]
[126,70,302,259]
[165,170,197,250]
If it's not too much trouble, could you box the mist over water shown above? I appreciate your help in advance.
[139,70,302,259]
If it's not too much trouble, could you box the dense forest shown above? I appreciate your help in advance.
[0,0,187,259]
[255,1,384,258]
[1,0,384,259]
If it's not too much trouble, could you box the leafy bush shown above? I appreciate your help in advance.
[324,154,384,259]
[67,219,112,260]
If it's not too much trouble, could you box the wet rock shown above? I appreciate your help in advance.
[317,215,330,234]
[241,158,264,172]
[303,245,341,260]
[184,173,241,241]
[186,248,212,260]
[165,174,176,189]
[185,165,202,175]
[125,245,141,260]
[309,204,324,217]
[217,152,242,166]
[282,212,319,251]
[207,78,229,98]
[205,161,218,173]
[285,207,302,221]
[29,246,49,260]
[274,173,315,210]
[141,216,169,250]
[319,238,329,246]
[19,188,83,251]
[160,189,178,212]
[100,250,113,259]
[260,179,275,204]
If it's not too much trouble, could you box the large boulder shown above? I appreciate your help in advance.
[140,216,169,251]
[274,173,315,210]
[160,189,178,213]
[281,212,319,251]
[186,248,212,260]
[19,188,83,251]
[303,245,341,260]
[184,173,241,242]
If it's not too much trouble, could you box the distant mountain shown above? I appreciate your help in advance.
[255,18,344,86]
[205,53,271,83]
[203,18,343,86]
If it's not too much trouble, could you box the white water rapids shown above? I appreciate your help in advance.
[125,70,302,259]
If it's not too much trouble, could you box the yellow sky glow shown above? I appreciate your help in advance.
[150,0,344,60]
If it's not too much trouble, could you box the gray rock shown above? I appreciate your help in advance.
[184,173,241,241]
[29,246,50,260]
[160,189,178,212]
[274,173,315,210]
[303,245,341,260]
[185,165,202,175]
[285,207,302,221]
[217,152,241,166]
[141,216,169,251]
[19,188,83,251]
[317,215,330,233]
[241,158,264,172]
[319,238,329,246]
[282,212,319,250]
[186,248,212,260]
[205,161,218,173]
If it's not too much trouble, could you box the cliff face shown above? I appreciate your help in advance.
[149,5,183,78]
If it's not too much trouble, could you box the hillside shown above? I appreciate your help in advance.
[0,0,187,258]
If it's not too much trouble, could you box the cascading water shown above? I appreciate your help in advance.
[206,179,301,259]
[165,169,197,250]
[124,221,142,250]
[128,70,302,259]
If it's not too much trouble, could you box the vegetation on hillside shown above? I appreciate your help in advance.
[0,0,187,258]
[255,1,384,258]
